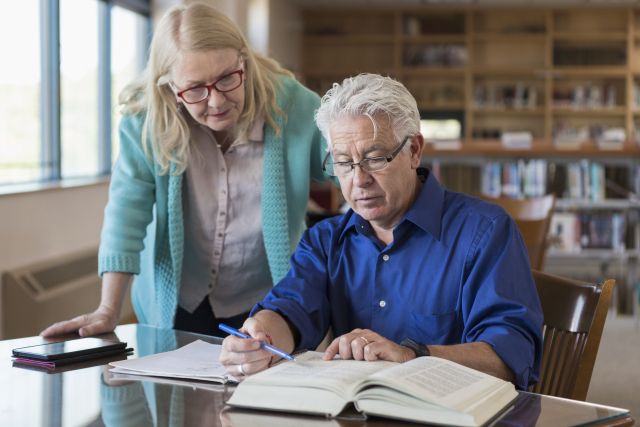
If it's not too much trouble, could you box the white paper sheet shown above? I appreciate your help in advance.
[109,339,237,383]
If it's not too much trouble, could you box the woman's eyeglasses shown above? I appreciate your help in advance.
[175,69,244,104]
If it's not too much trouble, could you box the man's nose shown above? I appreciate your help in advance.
[352,164,373,187]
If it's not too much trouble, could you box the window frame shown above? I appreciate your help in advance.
[36,0,150,183]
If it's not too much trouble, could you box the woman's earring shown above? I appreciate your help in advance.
[177,103,184,113]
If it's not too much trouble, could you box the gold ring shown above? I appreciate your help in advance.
[360,336,370,345]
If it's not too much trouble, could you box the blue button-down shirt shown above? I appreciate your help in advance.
[254,170,543,389]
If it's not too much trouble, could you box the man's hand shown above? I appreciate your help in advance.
[40,305,119,337]
[323,328,415,363]
[219,317,275,379]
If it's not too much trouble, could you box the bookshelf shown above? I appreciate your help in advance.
[301,5,640,314]
[301,6,640,149]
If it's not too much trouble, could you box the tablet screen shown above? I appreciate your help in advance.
[13,337,126,361]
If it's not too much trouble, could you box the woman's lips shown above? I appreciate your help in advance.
[209,109,229,118]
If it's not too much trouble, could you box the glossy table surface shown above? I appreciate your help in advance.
[0,324,633,427]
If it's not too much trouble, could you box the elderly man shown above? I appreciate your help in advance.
[220,73,543,390]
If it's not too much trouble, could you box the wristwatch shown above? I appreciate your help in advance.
[400,338,431,358]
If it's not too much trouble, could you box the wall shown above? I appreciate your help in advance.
[152,0,301,72]
[154,0,251,35]
[0,182,108,272]
[0,182,108,336]
[268,0,302,73]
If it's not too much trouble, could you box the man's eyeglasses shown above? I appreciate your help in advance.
[322,135,412,177]
[175,69,244,104]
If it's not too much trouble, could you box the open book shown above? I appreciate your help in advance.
[227,352,517,427]
[109,340,237,384]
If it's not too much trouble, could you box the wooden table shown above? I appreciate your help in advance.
[0,324,634,426]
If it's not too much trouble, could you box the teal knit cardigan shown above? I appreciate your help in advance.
[98,77,329,328]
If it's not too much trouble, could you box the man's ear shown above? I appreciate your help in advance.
[410,133,424,169]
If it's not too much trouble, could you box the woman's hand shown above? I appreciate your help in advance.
[323,328,415,363]
[41,272,131,337]
[40,304,120,337]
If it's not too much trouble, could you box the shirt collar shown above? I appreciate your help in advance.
[194,117,265,146]
[229,117,265,147]
[405,168,443,240]
[247,118,265,142]
[339,168,444,242]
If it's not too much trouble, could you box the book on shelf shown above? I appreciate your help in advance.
[549,211,626,253]
[501,131,532,149]
[434,163,482,195]
[227,352,518,427]
[566,161,607,201]
[549,212,580,253]
[429,139,462,150]
[595,128,625,150]
[481,160,546,199]
[477,159,630,201]
[552,125,589,149]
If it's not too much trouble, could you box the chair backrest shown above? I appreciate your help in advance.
[479,194,556,270]
[531,270,615,401]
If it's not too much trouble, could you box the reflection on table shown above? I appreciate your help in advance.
[0,324,633,427]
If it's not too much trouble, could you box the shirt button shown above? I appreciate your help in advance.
[208,283,213,289]
[220,212,225,216]
[379,300,386,308]
[382,254,390,261]
[221,168,226,172]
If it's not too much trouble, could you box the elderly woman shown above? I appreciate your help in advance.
[42,2,329,337]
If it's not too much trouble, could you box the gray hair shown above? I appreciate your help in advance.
[314,73,420,149]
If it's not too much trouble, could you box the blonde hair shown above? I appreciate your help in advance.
[119,2,293,175]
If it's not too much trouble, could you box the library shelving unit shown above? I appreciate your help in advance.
[302,7,640,150]
[301,5,640,314]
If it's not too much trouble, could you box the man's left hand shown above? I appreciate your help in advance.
[322,328,415,363]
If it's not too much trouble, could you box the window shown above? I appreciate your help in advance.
[0,0,149,187]
[111,5,148,164]
[0,0,41,184]
[61,0,99,178]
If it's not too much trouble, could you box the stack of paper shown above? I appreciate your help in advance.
[109,340,237,383]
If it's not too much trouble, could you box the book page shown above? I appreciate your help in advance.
[241,351,395,398]
[109,340,235,383]
[361,356,514,411]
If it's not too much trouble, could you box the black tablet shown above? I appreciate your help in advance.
[12,337,128,361]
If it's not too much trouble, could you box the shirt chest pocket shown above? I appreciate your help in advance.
[408,310,459,345]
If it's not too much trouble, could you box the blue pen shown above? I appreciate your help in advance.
[219,323,296,361]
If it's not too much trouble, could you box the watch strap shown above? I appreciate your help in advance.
[400,338,430,358]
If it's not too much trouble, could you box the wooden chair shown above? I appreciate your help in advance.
[479,194,555,270]
[531,270,615,401]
